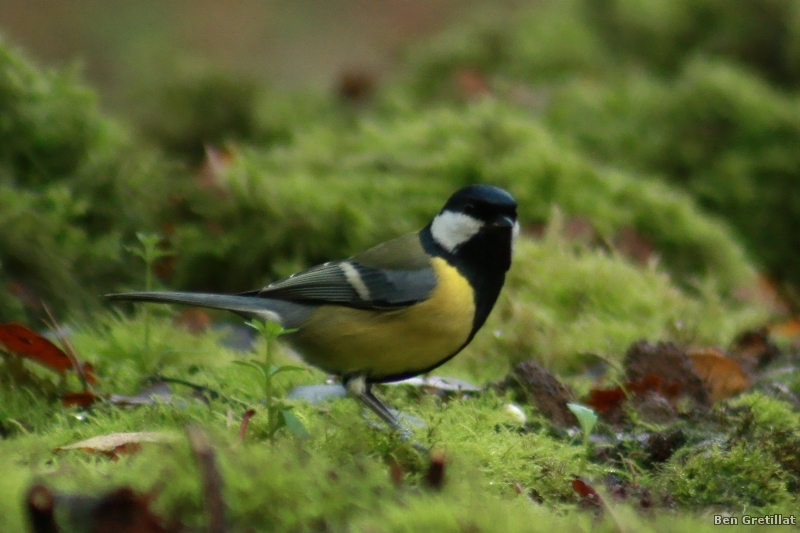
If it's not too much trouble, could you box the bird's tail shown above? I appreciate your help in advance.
[105,291,283,323]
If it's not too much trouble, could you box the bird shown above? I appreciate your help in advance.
[107,184,519,436]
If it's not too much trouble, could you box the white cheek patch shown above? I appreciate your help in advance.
[339,262,371,300]
[431,210,483,252]
[511,220,520,253]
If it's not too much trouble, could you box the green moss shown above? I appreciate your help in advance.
[0,38,181,322]
[2,309,799,530]
[167,100,755,298]
[729,392,800,433]
[401,0,800,99]
[658,441,792,511]
[397,1,800,285]
[545,59,800,284]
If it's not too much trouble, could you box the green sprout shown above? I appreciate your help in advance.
[567,402,598,466]
[234,320,308,442]
[125,232,174,358]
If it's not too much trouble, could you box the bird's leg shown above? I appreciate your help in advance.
[344,375,411,439]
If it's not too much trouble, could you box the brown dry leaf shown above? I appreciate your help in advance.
[186,427,226,533]
[688,348,749,401]
[423,451,447,491]
[625,341,711,408]
[337,69,377,103]
[56,432,177,459]
[26,485,58,533]
[173,308,212,333]
[729,327,780,371]
[454,68,491,99]
[614,226,655,266]
[90,487,172,533]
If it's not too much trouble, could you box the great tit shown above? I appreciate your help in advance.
[108,184,518,435]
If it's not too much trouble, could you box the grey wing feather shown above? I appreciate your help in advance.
[252,259,436,309]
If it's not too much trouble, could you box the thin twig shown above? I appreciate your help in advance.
[42,303,89,391]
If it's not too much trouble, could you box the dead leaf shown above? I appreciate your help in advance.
[187,427,225,533]
[56,432,176,459]
[173,308,212,333]
[89,487,171,533]
[688,348,749,401]
[625,341,710,408]
[572,478,601,508]
[586,386,627,416]
[495,360,577,427]
[729,327,780,370]
[392,375,481,393]
[26,485,59,533]
[0,323,96,383]
[423,451,446,491]
[237,409,257,443]
[454,68,490,99]
[61,391,104,408]
[771,318,800,341]
[614,226,655,266]
[585,374,674,420]
[337,69,376,103]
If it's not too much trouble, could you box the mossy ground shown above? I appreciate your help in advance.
[1,228,791,531]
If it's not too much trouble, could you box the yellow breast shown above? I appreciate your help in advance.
[289,257,476,380]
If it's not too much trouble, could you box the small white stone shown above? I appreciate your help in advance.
[503,403,527,425]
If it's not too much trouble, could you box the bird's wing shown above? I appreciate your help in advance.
[250,233,437,309]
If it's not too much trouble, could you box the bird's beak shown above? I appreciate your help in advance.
[491,215,516,228]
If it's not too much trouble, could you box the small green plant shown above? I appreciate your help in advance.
[567,402,598,467]
[234,320,308,442]
[125,232,174,358]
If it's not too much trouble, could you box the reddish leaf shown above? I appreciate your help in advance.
[61,391,104,407]
[0,323,71,372]
[572,478,601,508]
[624,341,710,408]
[389,460,403,488]
[0,323,96,383]
[586,386,626,415]
[585,374,682,418]
[81,362,98,384]
[237,409,257,443]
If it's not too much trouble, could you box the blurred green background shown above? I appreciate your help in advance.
[0,1,517,103]
[1,0,798,330]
